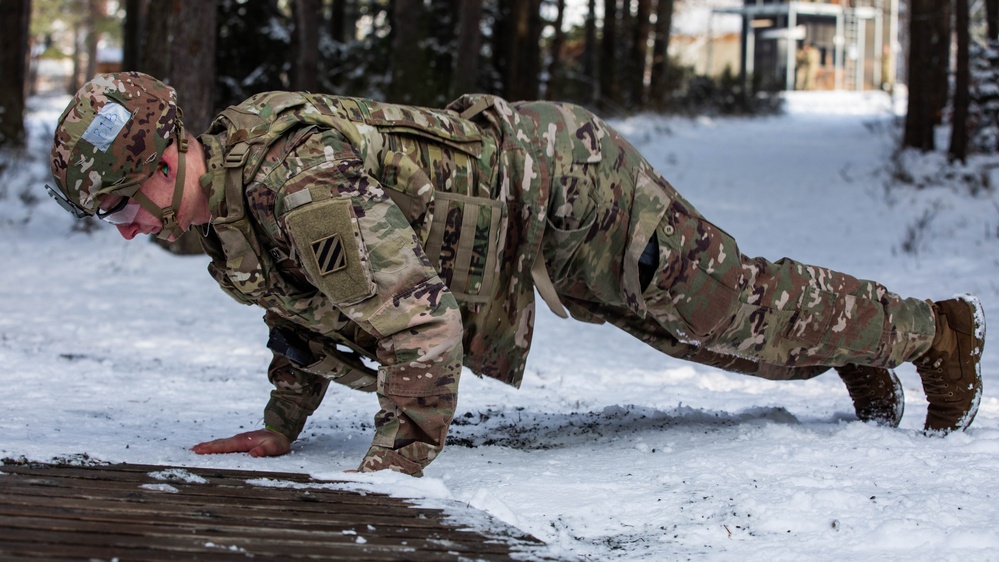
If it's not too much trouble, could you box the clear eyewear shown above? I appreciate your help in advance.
[44,184,141,225]
[96,195,141,225]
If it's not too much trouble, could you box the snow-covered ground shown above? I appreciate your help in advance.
[3,90,999,561]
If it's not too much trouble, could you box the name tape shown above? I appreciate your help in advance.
[81,102,131,152]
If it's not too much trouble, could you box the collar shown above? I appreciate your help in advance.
[198,132,231,224]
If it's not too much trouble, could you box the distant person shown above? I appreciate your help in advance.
[796,42,820,91]
[45,73,984,476]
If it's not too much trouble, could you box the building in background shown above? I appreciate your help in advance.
[707,0,900,91]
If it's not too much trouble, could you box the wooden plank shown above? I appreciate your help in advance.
[0,467,414,508]
[0,480,440,521]
[0,502,515,552]
[0,539,240,562]
[0,462,551,561]
[0,526,461,561]
[0,493,467,536]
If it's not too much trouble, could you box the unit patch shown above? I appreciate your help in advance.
[284,197,375,305]
[312,233,347,275]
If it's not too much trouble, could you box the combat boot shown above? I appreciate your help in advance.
[836,365,905,427]
[914,295,985,433]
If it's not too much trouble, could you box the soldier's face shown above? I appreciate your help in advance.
[112,145,180,241]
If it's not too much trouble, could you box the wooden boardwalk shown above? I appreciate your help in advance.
[0,461,555,561]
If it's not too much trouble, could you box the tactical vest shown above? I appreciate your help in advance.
[199,92,510,390]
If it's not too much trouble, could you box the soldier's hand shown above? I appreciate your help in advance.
[191,429,291,457]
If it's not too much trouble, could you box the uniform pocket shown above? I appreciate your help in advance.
[542,212,596,285]
[653,203,742,340]
[422,192,506,304]
[668,267,741,340]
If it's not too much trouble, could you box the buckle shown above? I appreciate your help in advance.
[223,143,250,169]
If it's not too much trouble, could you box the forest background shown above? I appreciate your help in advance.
[3,1,999,136]
[6,4,999,558]
[3,0,999,248]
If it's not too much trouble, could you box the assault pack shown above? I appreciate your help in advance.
[200,92,507,392]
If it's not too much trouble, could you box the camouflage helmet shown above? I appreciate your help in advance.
[48,72,183,218]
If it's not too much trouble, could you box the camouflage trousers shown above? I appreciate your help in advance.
[539,107,936,381]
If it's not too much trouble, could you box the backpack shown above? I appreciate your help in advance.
[200,92,505,391]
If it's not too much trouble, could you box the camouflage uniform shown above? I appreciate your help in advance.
[195,93,936,476]
[523,100,936,374]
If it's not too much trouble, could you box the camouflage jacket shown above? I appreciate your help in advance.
[196,93,556,475]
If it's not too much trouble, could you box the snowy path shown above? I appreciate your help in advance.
[2,91,999,561]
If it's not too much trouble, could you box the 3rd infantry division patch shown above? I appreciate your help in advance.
[312,233,347,275]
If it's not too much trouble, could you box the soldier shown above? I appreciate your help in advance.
[47,72,984,476]
[796,42,820,91]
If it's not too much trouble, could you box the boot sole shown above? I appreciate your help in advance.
[952,293,985,431]
[886,369,905,428]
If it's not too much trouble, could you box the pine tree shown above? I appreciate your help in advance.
[967,39,999,153]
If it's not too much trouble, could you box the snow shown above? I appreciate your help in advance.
[4,89,999,561]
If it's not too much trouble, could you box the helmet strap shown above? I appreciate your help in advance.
[129,122,190,241]
[155,128,188,241]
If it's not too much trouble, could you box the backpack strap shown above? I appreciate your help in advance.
[213,106,269,224]
[218,140,250,223]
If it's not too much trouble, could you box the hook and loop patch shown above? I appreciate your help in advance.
[285,198,375,305]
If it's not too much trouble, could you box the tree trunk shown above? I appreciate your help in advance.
[292,0,321,91]
[949,0,970,163]
[630,0,651,109]
[426,0,459,105]
[545,0,566,99]
[501,0,541,101]
[167,1,217,134]
[619,0,632,105]
[329,0,348,44]
[930,0,952,125]
[85,0,105,80]
[988,0,999,41]
[122,0,147,71]
[144,0,217,254]
[599,0,618,110]
[0,0,31,148]
[584,0,597,105]
[141,0,169,79]
[648,0,674,110]
[904,0,938,151]
[86,1,97,79]
[452,0,483,97]
[70,9,84,92]
[388,0,431,104]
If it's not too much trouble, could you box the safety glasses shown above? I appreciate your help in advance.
[43,184,141,225]
[95,195,141,225]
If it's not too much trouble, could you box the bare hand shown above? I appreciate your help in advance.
[191,429,291,458]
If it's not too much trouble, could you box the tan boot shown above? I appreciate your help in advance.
[915,295,985,432]
[836,365,905,427]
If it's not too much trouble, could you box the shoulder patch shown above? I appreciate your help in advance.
[312,233,347,274]
[284,198,375,305]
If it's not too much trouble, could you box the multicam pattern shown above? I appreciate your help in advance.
[197,92,937,476]
[198,93,523,476]
[50,72,181,214]
[528,104,936,376]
